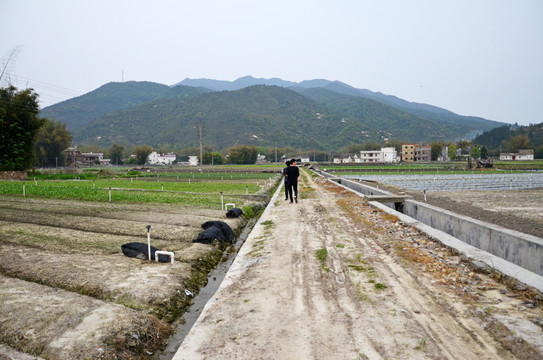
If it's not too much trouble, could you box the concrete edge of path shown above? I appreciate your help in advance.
[172,182,284,359]
[321,173,543,293]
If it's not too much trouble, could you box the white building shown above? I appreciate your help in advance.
[359,150,381,163]
[381,147,398,162]
[500,149,534,161]
[438,146,449,162]
[358,148,398,163]
[147,152,176,165]
[333,155,354,163]
[188,156,199,166]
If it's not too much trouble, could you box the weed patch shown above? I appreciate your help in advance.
[374,283,387,290]
[414,338,427,351]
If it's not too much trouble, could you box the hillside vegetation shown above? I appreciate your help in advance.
[40,77,505,151]
[39,81,207,130]
[473,122,543,157]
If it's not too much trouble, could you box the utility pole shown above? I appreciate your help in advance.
[275,142,277,163]
[198,119,203,168]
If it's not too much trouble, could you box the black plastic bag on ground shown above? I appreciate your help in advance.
[121,242,170,262]
[192,226,227,245]
[201,221,235,243]
[226,207,243,218]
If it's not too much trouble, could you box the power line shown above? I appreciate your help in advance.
[2,72,82,95]
[1,72,84,108]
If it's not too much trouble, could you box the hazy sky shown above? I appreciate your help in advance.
[1,0,542,125]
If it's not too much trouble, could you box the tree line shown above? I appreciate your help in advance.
[0,86,263,170]
[3,85,539,172]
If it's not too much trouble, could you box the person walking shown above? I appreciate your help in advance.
[283,160,291,200]
[285,158,300,203]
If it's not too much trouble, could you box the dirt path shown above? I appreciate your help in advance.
[174,170,542,359]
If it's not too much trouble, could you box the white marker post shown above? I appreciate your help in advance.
[146,225,151,261]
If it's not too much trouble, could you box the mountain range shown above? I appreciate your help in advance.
[39,76,505,151]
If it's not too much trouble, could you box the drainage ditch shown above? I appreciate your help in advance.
[158,198,272,359]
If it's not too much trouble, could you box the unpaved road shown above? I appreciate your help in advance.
[175,170,543,360]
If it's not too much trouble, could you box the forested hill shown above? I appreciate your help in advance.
[39,81,207,130]
[473,123,543,151]
[177,76,504,133]
[71,85,498,151]
[297,88,468,142]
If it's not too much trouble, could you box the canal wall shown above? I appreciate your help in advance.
[318,172,543,291]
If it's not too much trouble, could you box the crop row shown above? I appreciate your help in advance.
[35,169,279,181]
[0,181,245,207]
[25,179,262,194]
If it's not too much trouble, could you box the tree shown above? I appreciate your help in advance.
[0,86,45,171]
[504,135,531,152]
[480,146,488,159]
[456,140,472,153]
[447,144,457,161]
[342,142,382,154]
[228,145,258,164]
[361,141,383,151]
[34,119,72,167]
[535,146,543,160]
[78,144,105,153]
[384,139,405,155]
[470,146,481,159]
[107,144,126,165]
[203,151,224,165]
[430,142,443,161]
[134,145,152,165]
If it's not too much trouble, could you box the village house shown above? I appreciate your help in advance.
[415,145,432,162]
[401,144,415,162]
[381,147,398,163]
[359,150,381,163]
[500,149,534,161]
[359,147,398,163]
[188,156,199,166]
[334,148,398,164]
[402,144,431,162]
[333,154,355,163]
[438,146,449,162]
[147,152,176,165]
[64,147,111,166]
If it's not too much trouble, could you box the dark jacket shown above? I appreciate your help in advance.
[285,166,299,183]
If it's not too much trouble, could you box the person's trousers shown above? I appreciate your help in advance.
[287,182,298,202]
[284,181,290,199]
